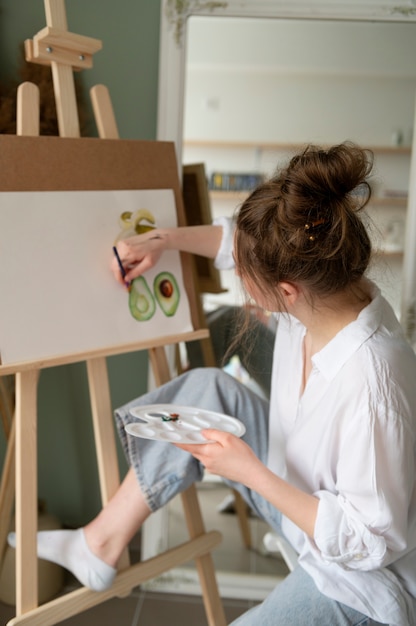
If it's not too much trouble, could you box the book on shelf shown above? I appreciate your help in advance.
[209,172,264,192]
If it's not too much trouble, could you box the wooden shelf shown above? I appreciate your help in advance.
[209,190,249,200]
[209,192,408,206]
[369,196,408,207]
[376,249,404,257]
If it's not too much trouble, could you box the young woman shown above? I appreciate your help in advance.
[10,142,416,625]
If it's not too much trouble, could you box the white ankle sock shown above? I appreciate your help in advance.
[7,528,116,592]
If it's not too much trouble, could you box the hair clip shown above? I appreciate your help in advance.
[304,218,326,241]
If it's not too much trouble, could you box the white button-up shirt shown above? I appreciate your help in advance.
[214,216,416,625]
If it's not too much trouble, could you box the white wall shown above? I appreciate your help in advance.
[184,17,416,149]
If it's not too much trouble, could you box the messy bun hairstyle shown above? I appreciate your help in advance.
[234,142,373,302]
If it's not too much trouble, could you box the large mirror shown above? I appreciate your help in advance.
[145,0,416,600]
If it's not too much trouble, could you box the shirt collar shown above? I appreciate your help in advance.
[312,283,384,381]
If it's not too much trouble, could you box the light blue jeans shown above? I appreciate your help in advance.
[186,305,276,397]
[115,368,386,626]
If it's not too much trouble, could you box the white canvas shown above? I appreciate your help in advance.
[0,188,193,366]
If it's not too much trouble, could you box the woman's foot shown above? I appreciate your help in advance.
[7,528,116,592]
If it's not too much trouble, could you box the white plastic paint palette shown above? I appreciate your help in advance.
[125,404,246,444]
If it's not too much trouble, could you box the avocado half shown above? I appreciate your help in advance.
[153,272,180,317]
[128,276,156,321]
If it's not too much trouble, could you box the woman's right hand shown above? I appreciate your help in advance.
[111,223,224,286]
[111,229,168,285]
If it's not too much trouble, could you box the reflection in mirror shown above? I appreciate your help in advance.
[184,18,415,147]
[183,17,416,316]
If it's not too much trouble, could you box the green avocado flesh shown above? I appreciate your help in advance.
[153,272,180,317]
[128,277,156,321]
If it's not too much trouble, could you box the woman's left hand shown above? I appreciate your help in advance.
[175,429,262,486]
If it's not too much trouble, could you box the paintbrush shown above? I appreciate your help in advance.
[112,245,131,291]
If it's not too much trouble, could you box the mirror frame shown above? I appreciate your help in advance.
[149,0,416,599]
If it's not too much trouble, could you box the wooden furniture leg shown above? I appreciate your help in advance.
[15,370,39,615]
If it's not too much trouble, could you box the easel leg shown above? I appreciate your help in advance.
[86,357,130,571]
[148,346,172,386]
[181,485,227,626]
[15,370,39,615]
[45,0,80,138]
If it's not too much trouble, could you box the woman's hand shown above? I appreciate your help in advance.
[178,428,320,538]
[111,230,168,285]
[111,224,224,287]
[175,429,263,486]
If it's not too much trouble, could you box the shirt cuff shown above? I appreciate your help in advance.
[212,216,235,270]
[313,490,387,570]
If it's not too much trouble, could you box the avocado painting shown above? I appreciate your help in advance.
[154,272,180,317]
[0,187,192,366]
[115,209,181,322]
[115,208,156,240]
[129,271,180,321]
[129,276,157,321]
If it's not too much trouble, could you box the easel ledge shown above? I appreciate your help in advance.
[0,329,210,376]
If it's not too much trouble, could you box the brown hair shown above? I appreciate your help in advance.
[234,142,373,306]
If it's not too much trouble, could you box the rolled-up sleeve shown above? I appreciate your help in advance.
[212,216,235,270]
[310,406,414,571]
[313,491,388,569]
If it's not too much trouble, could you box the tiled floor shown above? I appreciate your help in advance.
[0,483,289,625]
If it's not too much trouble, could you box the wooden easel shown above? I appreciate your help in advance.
[0,2,226,624]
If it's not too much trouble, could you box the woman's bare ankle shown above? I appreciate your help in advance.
[83,524,121,568]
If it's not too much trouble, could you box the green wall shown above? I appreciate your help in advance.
[0,0,161,526]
